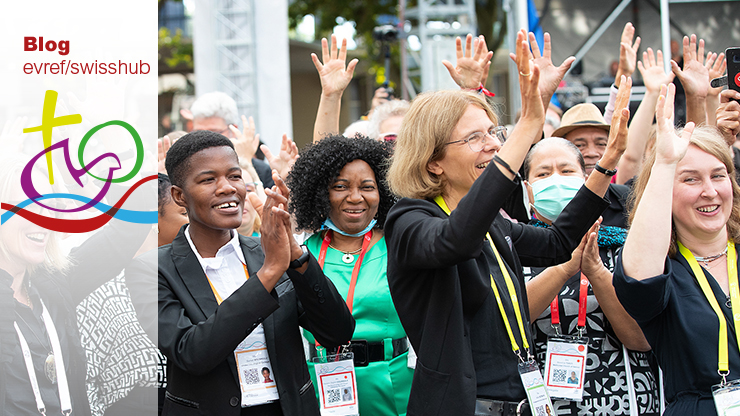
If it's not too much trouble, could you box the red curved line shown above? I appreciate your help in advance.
[1,174,157,233]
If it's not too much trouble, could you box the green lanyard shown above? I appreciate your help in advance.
[434,195,531,360]
[678,240,740,382]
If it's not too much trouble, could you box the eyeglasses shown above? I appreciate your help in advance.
[379,133,397,142]
[206,124,236,136]
[445,125,507,152]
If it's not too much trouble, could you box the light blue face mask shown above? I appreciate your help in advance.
[531,174,585,222]
[321,217,377,238]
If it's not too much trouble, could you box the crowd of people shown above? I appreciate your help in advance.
[2,19,740,416]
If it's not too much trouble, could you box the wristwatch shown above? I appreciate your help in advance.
[289,245,310,269]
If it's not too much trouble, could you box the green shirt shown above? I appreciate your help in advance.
[303,232,413,416]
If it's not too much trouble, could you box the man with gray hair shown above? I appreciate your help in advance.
[190,91,275,188]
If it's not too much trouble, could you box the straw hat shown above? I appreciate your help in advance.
[551,103,610,138]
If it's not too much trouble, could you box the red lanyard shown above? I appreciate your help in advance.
[318,230,373,314]
[550,272,589,335]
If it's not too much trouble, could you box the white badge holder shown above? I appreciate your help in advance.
[312,351,359,416]
[714,379,740,415]
[543,336,589,401]
[234,324,280,407]
[518,359,554,415]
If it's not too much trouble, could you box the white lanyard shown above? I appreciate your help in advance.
[14,300,72,415]
[622,344,638,416]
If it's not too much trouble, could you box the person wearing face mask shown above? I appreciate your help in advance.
[522,138,658,416]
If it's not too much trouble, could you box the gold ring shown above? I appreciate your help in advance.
[519,71,532,77]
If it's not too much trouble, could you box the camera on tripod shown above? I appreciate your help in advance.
[372,25,399,42]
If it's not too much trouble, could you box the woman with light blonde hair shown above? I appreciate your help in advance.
[384,30,631,415]
[0,152,149,415]
[615,84,740,415]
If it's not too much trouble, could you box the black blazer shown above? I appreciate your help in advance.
[158,229,355,416]
[385,164,609,416]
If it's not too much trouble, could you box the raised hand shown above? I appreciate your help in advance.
[606,75,632,160]
[655,84,694,165]
[260,134,299,180]
[442,34,493,89]
[528,32,575,108]
[158,135,172,174]
[311,35,359,98]
[509,29,543,123]
[706,52,727,97]
[637,48,674,93]
[615,22,641,87]
[228,115,260,162]
[671,35,709,98]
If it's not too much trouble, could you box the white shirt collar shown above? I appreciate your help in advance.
[184,225,246,274]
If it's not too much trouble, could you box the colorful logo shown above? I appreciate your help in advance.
[1,90,157,233]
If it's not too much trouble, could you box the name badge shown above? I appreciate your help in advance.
[313,351,359,416]
[518,359,554,416]
[544,336,589,401]
[713,379,740,415]
[234,324,280,407]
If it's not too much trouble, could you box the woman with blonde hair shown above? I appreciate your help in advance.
[615,84,740,415]
[0,152,149,415]
[384,30,630,415]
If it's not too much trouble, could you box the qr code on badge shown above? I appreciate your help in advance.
[326,388,341,404]
[552,368,567,383]
[242,368,260,385]
[534,405,547,416]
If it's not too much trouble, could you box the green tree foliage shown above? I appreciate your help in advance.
[288,0,398,41]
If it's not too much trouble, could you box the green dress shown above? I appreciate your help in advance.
[303,232,413,416]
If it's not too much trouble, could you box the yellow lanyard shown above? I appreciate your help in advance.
[206,262,250,305]
[678,240,739,379]
[434,195,530,357]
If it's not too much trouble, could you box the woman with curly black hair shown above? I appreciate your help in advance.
[288,135,412,416]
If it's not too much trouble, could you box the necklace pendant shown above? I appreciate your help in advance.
[45,352,57,384]
[342,253,355,264]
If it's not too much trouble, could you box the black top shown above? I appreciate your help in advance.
[157,230,355,416]
[614,253,740,415]
[385,162,609,415]
[526,226,659,415]
[470,253,532,399]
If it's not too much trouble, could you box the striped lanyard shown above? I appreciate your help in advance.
[434,195,531,360]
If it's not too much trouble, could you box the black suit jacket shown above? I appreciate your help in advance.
[385,164,609,416]
[158,229,355,415]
